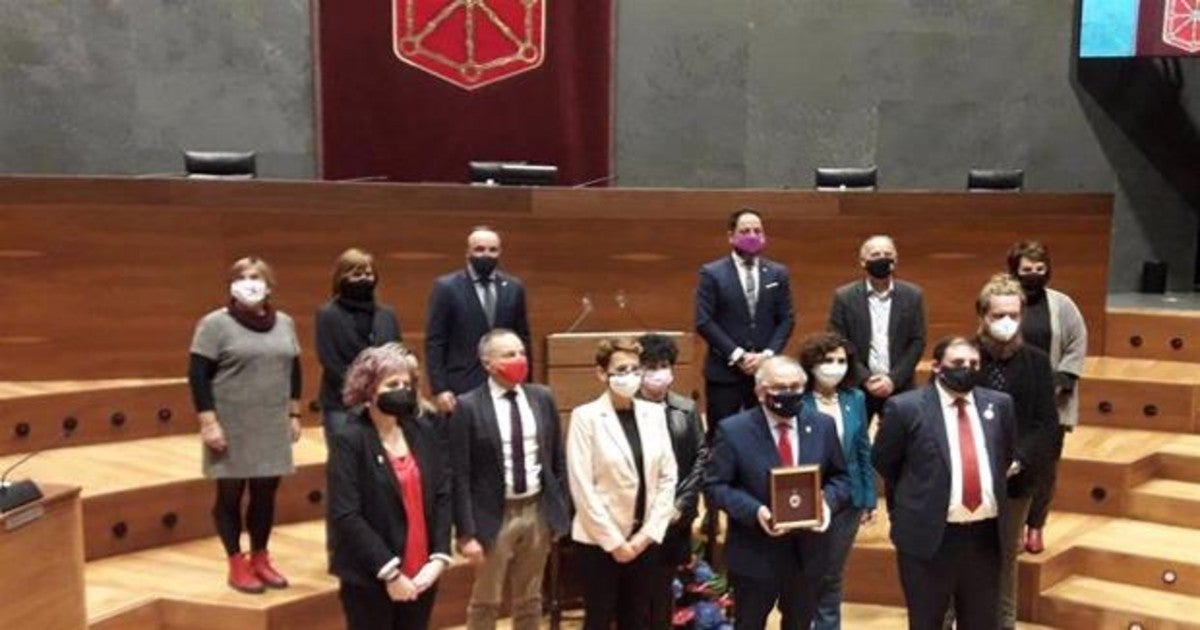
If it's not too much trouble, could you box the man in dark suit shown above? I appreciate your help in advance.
[695,208,796,438]
[705,356,851,630]
[449,329,570,630]
[426,226,532,416]
[872,336,1017,630]
[828,235,927,421]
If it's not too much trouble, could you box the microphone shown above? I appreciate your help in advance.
[615,290,650,329]
[564,295,595,333]
[571,174,616,188]
[0,425,74,513]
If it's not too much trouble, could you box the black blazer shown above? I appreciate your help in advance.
[314,300,402,411]
[695,255,795,384]
[979,342,1060,497]
[872,385,1016,560]
[326,410,451,585]
[827,279,926,393]
[424,269,532,396]
[449,382,571,549]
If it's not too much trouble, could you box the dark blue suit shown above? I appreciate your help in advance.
[694,255,795,434]
[424,269,531,396]
[705,406,850,630]
[872,385,1016,630]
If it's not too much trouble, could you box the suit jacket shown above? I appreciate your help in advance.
[567,393,678,551]
[450,381,571,549]
[326,410,451,585]
[871,385,1016,560]
[425,269,531,396]
[695,255,795,384]
[978,341,1059,497]
[314,299,402,411]
[662,391,709,524]
[827,279,926,392]
[704,406,851,581]
[801,388,877,510]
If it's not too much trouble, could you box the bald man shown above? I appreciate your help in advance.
[828,235,927,421]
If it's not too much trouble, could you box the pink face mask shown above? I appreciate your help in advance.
[731,233,766,255]
[641,368,674,397]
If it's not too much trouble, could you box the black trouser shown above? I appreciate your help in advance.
[213,477,280,556]
[730,564,817,630]
[1027,426,1068,528]
[338,579,437,630]
[579,542,664,630]
[866,392,888,426]
[648,523,694,629]
[896,520,1000,630]
[704,378,758,442]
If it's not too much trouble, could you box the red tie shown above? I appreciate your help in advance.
[776,422,793,467]
[955,399,983,512]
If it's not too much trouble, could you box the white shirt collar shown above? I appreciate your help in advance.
[731,251,759,267]
[865,278,895,297]
[762,405,796,429]
[934,380,976,409]
[488,377,519,399]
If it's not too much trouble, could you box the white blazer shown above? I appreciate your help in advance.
[567,393,678,551]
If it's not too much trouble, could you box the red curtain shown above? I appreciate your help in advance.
[314,0,612,185]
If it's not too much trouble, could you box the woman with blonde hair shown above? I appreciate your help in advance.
[188,256,302,593]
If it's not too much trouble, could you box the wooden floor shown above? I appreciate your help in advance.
[0,377,185,400]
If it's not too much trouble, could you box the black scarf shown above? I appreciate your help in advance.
[228,299,277,332]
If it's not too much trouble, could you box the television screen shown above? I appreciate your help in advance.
[1081,0,1200,57]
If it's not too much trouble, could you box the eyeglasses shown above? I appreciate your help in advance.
[608,366,643,377]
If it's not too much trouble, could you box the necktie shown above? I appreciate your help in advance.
[480,277,497,328]
[775,421,793,467]
[743,259,757,318]
[503,390,527,494]
[954,398,983,512]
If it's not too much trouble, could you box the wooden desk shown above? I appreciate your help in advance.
[0,483,86,629]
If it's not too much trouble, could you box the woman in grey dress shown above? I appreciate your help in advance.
[188,257,303,593]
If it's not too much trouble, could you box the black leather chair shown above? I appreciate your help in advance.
[183,151,257,179]
[967,168,1023,192]
[815,166,877,191]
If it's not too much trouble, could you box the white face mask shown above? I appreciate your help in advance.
[230,278,268,306]
[641,368,674,397]
[988,315,1020,342]
[814,362,848,388]
[608,372,642,398]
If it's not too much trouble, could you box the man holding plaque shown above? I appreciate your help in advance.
[872,336,1017,630]
[705,356,850,630]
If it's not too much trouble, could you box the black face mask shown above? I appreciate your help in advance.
[1017,273,1047,294]
[469,255,499,280]
[865,258,895,280]
[765,391,804,418]
[339,279,376,302]
[938,366,979,394]
[375,388,418,419]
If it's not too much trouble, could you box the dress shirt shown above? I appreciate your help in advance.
[728,252,772,365]
[814,393,845,442]
[467,264,498,319]
[762,406,799,465]
[488,378,541,498]
[935,383,998,522]
[866,279,893,376]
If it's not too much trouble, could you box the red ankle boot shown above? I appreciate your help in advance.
[1025,527,1045,554]
[250,550,289,589]
[228,553,266,593]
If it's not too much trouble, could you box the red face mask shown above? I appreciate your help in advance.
[493,356,529,385]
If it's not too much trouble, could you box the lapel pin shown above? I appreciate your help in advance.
[376,454,385,465]
[805,425,812,434]
[983,403,995,420]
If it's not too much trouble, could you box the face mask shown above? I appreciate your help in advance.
[938,366,978,394]
[339,278,376,301]
[230,278,268,306]
[814,363,848,389]
[641,368,674,398]
[1017,273,1047,293]
[608,372,642,398]
[731,233,766,256]
[765,391,804,418]
[865,257,895,280]
[988,316,1021,342]
[375,388,418,419]
[493,355,529,385]
[469,255,499,280]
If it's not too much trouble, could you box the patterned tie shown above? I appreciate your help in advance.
[503,390,527,494]
[480,277,497,328]
[776,421,793,467]
[954,398,983,512]
[743,259,758,318]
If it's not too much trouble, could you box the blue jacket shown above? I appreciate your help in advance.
[694,255,795,384]
[704,406,850,581]
[801,388,877,511]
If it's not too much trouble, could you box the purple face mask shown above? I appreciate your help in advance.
[732,233,766,255]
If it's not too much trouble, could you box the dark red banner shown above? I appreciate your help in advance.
[1137,0,1200,56]
[315,0,612,184]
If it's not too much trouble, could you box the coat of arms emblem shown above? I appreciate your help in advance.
[1162,0,1200,53]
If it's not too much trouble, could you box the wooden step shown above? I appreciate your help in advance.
[1052,426,1171,516]
[1039,575,1200,629]
[1156,435,1200,483]
[1106,305,1200,363]
[1066,518,1200,598]
[0,379,195,456]
[86,520,473,630]
[1077,358,1200,433]
[0,429,329,560]
[1127,479,1200,529]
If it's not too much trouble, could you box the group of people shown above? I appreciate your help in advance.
[186,213,1087,630]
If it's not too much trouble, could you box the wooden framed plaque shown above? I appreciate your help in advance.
[769,464,823,530]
